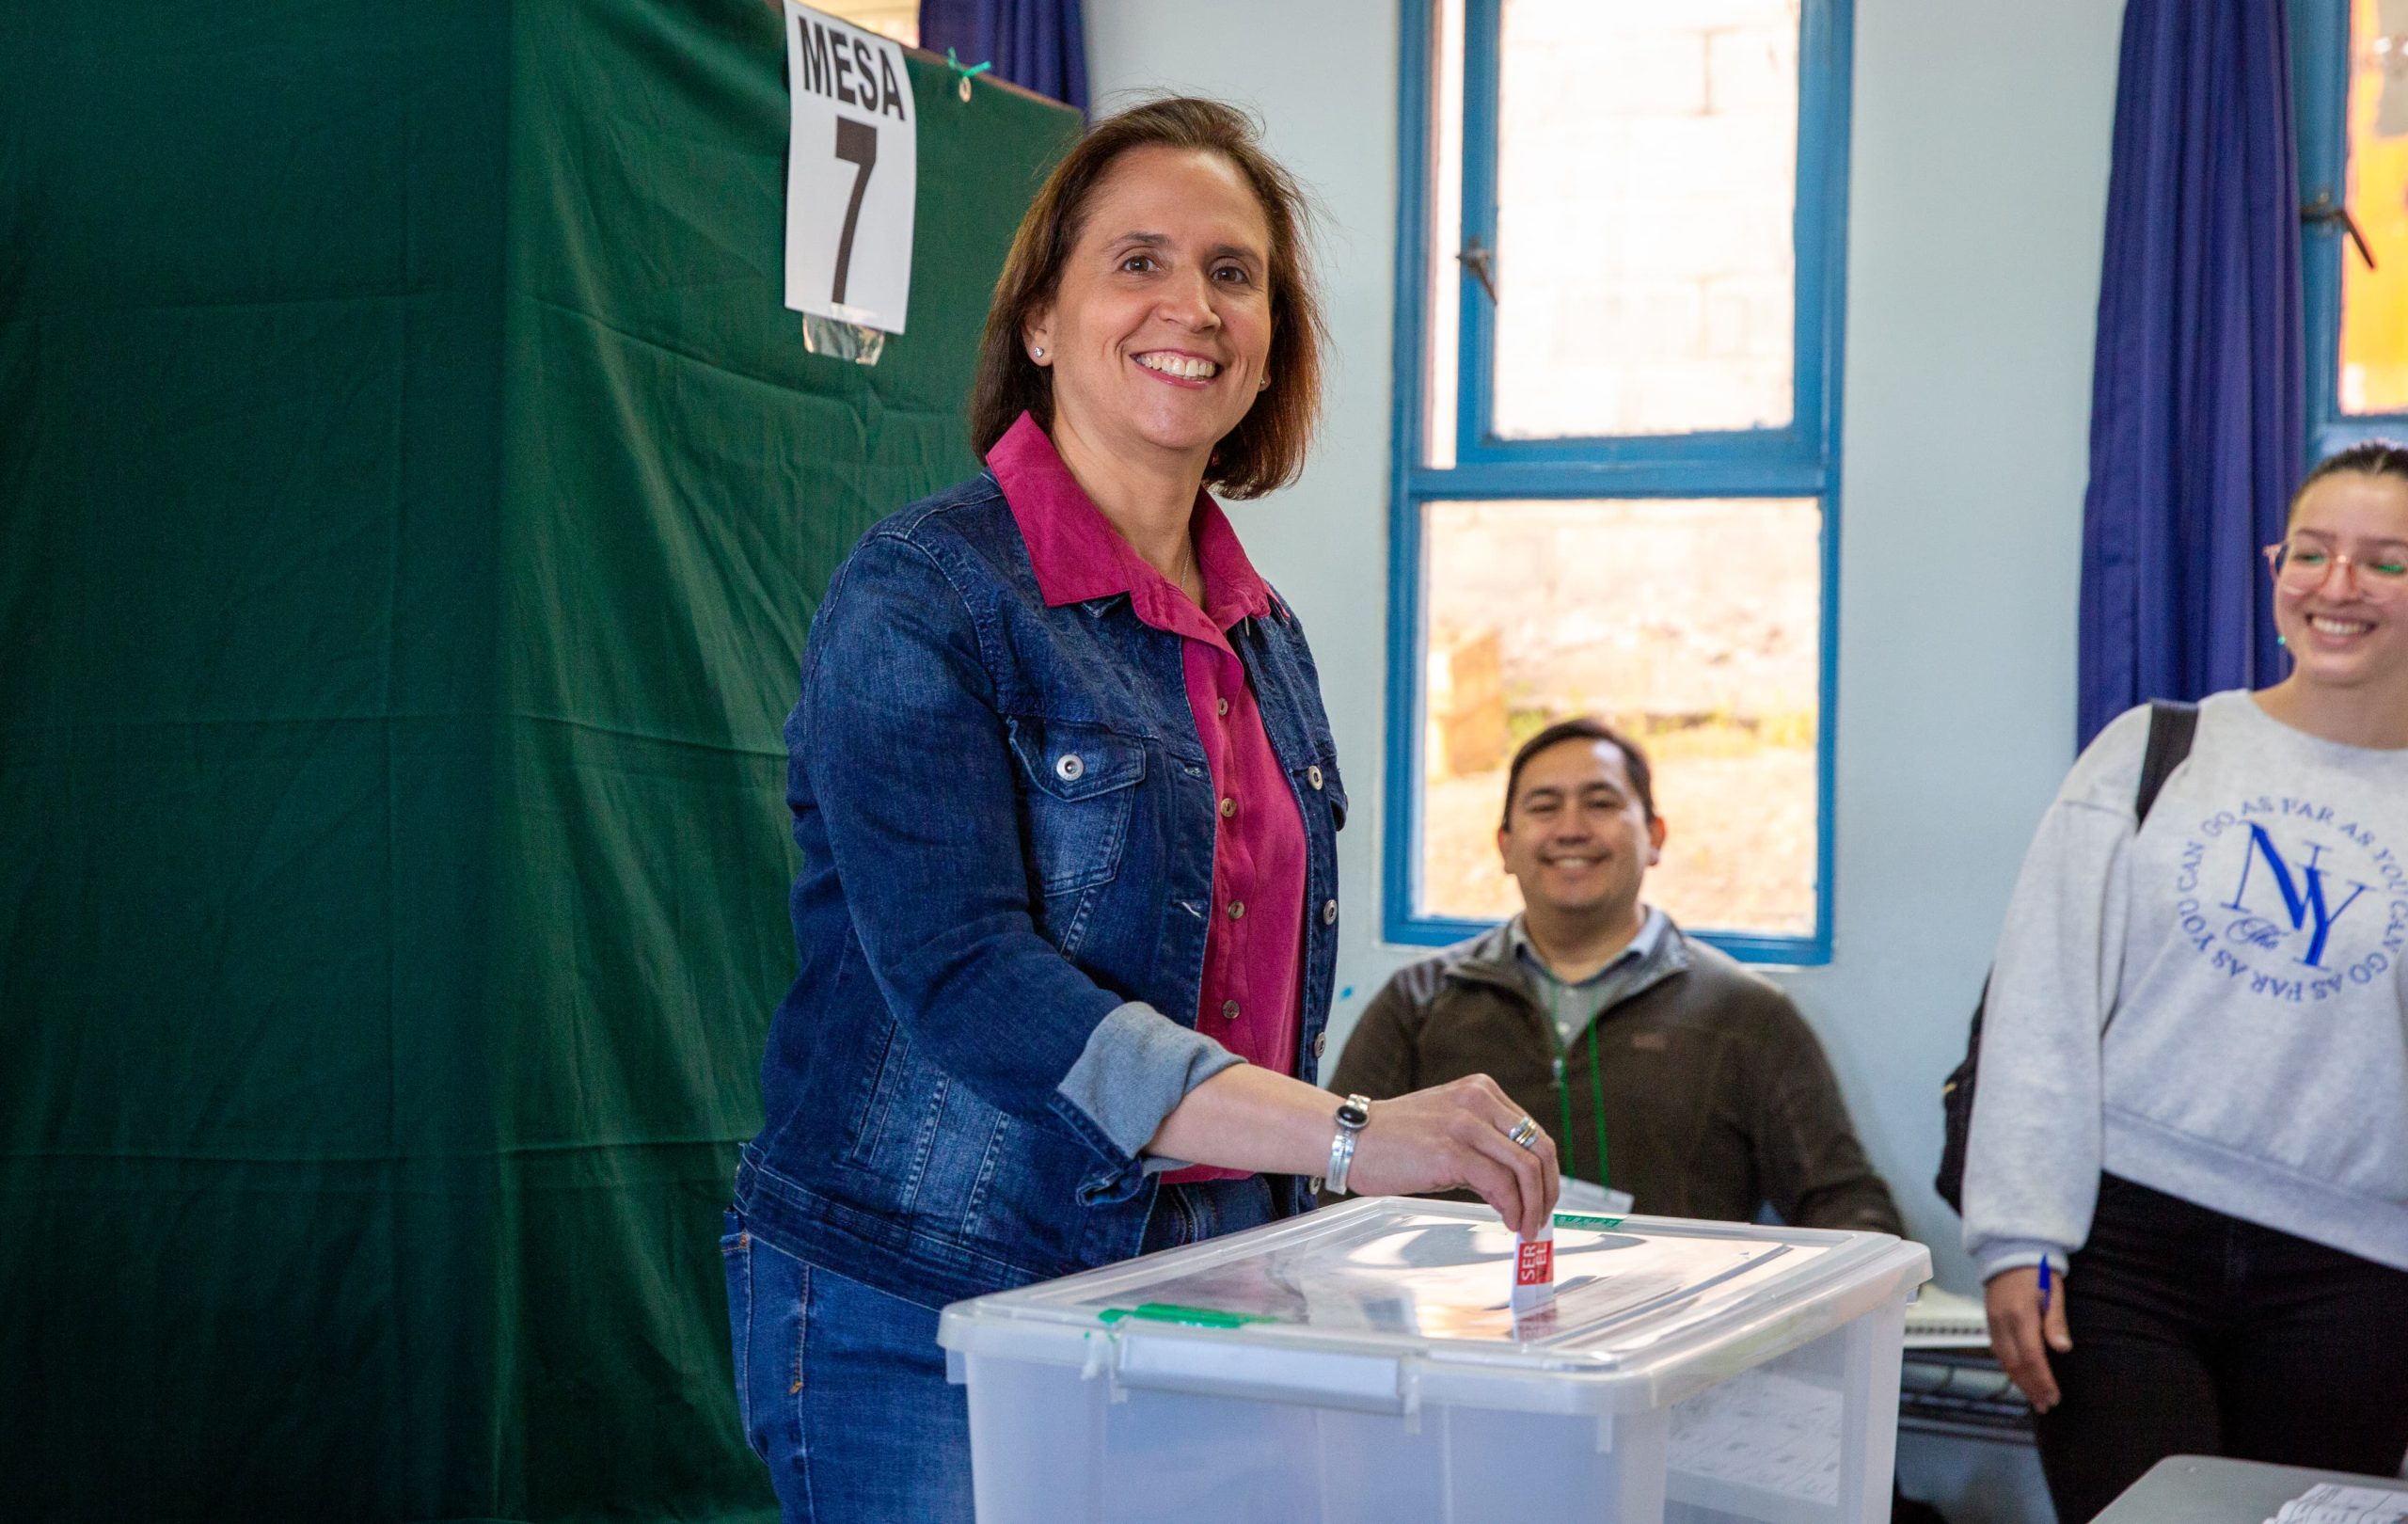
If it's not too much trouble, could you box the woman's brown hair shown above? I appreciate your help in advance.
[967,96,1326,500]
[2287,439,2408,525]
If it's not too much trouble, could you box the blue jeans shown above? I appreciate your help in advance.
[721,1211,972,1524]
[1135,1172,1277,1253]
[721,1180,1278,1524]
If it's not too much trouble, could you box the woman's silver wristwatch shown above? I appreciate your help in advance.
[1323,1093,1372,1196]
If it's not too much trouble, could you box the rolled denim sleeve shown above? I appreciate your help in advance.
[794,532,1207,1188]
[1059,1002,1245,1170]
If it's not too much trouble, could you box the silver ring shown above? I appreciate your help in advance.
[1506,1115,1540,1151]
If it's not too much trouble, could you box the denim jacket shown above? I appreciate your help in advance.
[735,468,1347,1310]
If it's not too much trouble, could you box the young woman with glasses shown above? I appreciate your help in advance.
[1964,441,2408,1522]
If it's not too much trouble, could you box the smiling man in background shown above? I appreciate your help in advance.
[1329,718,1902,1233]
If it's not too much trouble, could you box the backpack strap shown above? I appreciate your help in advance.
[2133,700,2200,826]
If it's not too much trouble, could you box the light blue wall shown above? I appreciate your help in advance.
[1086,0,2124,1297]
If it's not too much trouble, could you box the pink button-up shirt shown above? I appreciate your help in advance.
[990,414,1307,1183]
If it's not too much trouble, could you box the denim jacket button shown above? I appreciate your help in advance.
[1307,765,1324,790]
[1323,898,1339,926]
[1312,1032,1327,1059]
[1054,753,1084,783]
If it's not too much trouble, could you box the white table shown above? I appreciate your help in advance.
[2095,1454,2404,1524]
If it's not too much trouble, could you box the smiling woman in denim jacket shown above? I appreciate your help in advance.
[722,97,1561,1524]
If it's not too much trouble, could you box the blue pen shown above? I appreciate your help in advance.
[2037,1257,2052,1315]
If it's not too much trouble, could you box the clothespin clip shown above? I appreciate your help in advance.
[945,48,992,103]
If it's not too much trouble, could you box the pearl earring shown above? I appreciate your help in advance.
[1031,346,1045,358]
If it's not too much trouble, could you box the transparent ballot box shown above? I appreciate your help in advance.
[937,1199,1930,1524]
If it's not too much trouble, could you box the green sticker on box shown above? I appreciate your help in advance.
[1554,1213,1626,1230]
[1098,1302,1281,1329]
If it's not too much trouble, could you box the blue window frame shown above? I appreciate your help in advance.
[2294,0,2408,462]
[1384,0,1854,963]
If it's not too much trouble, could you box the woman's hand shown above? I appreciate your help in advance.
[1344,1075,1560,1238]
[1147,1068,1560,1236]
[1985,1265,2072,1412]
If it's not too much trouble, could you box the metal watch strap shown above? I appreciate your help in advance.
[1324,1093,1372,1196]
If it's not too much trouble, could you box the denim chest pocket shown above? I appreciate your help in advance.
[1006,717,1148,896]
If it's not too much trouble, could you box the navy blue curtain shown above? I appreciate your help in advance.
[920,0,1087,113]
[2076,0,2305,746]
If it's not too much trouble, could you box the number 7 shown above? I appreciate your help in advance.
[832,118,878,306]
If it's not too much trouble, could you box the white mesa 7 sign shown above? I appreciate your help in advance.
[784,3,917,334]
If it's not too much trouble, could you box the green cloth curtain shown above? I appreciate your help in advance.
[0,4,1076,1517]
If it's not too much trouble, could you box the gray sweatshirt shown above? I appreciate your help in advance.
[1963,691,2408,1281]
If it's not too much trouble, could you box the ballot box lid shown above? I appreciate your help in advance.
[937,1197,1930,1418]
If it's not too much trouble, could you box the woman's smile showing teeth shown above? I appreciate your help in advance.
[1134,351,1220,381]
[2309,615,2372,637]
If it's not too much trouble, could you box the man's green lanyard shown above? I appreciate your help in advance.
[1545,980,1611,1189]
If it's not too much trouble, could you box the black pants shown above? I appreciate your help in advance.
[2034,1173,2408,1523]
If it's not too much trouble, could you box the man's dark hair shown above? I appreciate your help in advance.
[1500,717,1656,828]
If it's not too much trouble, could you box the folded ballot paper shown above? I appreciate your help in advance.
[1510,1219,1556,1313]
[1511,1181,1632,1318]
[2263,1484,2408,1524]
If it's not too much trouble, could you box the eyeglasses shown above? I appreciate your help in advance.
[2262,539,2408,602]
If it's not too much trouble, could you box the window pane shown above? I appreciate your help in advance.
[1419,499,1820,936]
[2340,0,2408,415]
[1489,0,1799,439]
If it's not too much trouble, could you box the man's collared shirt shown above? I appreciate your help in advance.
[1510,905,1671,1051]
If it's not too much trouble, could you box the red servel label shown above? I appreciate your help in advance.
[1515,1239,1555,1286]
